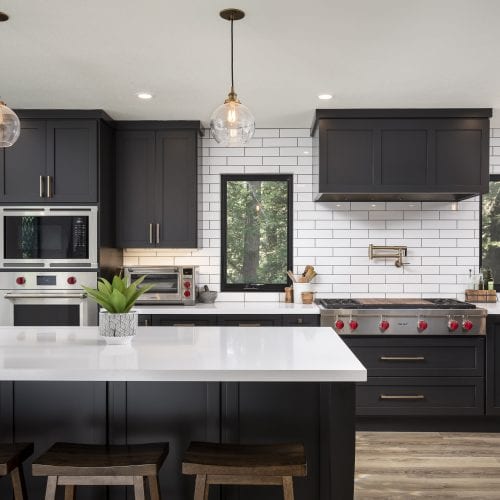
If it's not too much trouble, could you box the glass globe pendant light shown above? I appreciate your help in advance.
[0,100,21,147]
[210,9,255,146]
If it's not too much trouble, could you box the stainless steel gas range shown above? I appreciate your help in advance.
[316,298,487,335]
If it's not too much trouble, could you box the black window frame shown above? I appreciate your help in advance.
[480,174,500,291]
[221,174,293,292]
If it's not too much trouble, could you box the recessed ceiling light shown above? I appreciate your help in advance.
[0,12,9,22]
[318,94,332,100]
[137,92,153,100]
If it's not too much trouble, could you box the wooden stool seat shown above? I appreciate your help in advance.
[33,442,169,500]
[0,443,33,500]
[182,442,306,500]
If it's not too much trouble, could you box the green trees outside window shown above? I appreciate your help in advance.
[221,175,292,291]
[482,177,500,289]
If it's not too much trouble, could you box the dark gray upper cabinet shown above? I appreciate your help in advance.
[0,119,47,202]
[0,111,108,204]
[311,109,492,202]
[115,123,200,249]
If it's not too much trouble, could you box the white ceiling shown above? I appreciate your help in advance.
[1,0,499,127]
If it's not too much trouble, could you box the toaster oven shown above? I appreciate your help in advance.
[123,266,197,305]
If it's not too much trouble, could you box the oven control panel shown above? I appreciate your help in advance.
[0,271,97,290]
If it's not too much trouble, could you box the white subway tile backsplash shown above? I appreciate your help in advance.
[123,127,492,300]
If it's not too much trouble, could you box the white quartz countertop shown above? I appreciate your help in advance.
[133,302,320,315]
[484,302,500,315]
[0,326,366,383]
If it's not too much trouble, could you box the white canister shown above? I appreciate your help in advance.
[293,283,312,304]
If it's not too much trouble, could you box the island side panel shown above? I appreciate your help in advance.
[320,382,356,500]
[12,381,107,500]
[221,382,321,500]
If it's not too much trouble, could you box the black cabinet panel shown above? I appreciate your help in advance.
[0,120,46,202]
[151,315,217,326]
[115,130,156,247]
[380,128,428,186]
[323,125,374,186]
[124,382,219,500]
[13,382,107,500]
[217,315,282,326]
[487,316,500,415]
[343,336,484,377]
[47,120,98,202]
[138,314,152,326]
[356,377,484,416]
[282,315,320,327]
[156,130,197,248]
[222,382,320,500]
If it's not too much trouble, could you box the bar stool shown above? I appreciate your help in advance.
[32,442,169,500]
[0,443,33,500]
[182,441,307,500]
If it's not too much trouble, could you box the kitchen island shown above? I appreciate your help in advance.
[0,326,366,500]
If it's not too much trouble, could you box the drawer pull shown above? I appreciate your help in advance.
[173,323,196,327]
[238,323,261,327]
[379,394,425,401]
[379,356,425,362]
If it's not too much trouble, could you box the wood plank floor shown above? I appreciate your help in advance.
[355,431,500,499]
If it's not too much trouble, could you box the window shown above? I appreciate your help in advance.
[481,175,500,289]
[221,174,293,292]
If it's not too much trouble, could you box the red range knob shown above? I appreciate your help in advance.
[335,320,345,330]
[184,290,191,298]
[462,319,473,331]
[16,276,25,285]
[67,276,77,285]
[379,320,390,332]
[349,320,359,331]
[417,320,428,331]
[448,319,459,331]
[184,281,191,288]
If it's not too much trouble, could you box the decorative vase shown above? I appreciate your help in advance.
[99,310,138,345]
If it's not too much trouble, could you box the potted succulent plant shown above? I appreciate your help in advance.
[82,274,154,344]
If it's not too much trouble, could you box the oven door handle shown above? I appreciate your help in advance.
[4,293,87,300]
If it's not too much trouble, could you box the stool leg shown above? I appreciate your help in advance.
[147,475,161,500]
[44,476,58,500]
[10,466,27,500]
[282,476,294,500]
[64,485,76,500]
[133,476,146,500]
[193,474,208,500]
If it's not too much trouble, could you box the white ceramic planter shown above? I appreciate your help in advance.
[99,310,138,345]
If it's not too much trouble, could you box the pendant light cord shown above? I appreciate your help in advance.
[230,16,234,91]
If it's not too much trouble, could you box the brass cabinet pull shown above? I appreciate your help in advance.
[144,319,149,326]
[156,223,160,244]
[149,223,153,244]
[238,323,261,327]
[379,394,425,401]
[379,356,425,362]
[173,323,195,327]
[297,318,303,324]
[39,176,45,197]
[46,176,53,198]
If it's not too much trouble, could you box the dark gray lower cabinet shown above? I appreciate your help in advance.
[344,336,485,416]
[0,382,107,500]
[152,315,217,326]
[487,315,500,415]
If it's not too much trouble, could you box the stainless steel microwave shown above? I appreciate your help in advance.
[123,266,198,305]
[0,206,98,269]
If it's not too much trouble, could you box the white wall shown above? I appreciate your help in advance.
[123,128,499,302]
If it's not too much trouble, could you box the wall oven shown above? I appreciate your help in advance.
[0,271,97,326]
[0,206,98,269]
[123,266,198,305]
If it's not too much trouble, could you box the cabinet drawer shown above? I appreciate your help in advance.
[343,337,484,377]
[217,315,282,327]
[356,377,484,416]
[151,315,216,326]
[282,315,320,327]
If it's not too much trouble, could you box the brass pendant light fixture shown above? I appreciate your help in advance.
[209,8,255,146]
[0,13,20,148]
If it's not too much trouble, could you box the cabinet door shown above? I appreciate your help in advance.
[115,130,156,248]
[0,120,46,202]
[155,130,198,248]
[282,315,320,327]
[433,118,489,192]
[46,120,98,202]
[151,315,217,326]
[487,316,500,415]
